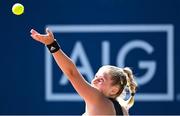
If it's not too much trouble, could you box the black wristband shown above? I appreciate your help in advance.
[46,40,60,53]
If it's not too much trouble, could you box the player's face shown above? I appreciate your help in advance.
[91,68,115,96]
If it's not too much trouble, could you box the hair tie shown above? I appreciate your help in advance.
[131,93,135,96]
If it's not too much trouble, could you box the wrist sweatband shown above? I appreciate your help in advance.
[46,40,60,53]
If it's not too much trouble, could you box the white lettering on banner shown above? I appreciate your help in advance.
[60,40,156,86]
[59,41,94,85]
[117,40,156,85]
[60,41,111,85]
[45,25,174,102]
[102,41,110,65]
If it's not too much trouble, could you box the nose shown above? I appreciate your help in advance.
[94,77,104,82]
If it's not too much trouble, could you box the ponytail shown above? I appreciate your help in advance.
[123,67,138,109]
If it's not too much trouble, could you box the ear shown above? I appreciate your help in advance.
[109,86,119,96]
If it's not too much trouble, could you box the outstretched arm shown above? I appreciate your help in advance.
[30,28,101,104]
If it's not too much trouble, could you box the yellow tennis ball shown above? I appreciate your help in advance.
[12,3,24,15]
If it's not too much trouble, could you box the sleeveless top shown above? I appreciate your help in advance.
[108,98,123,115]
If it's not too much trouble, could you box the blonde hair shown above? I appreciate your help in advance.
[101,65,138,109]
[122,67,138,109]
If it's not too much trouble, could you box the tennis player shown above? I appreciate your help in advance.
[30,28,138,115]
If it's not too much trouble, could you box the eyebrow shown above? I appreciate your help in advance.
[103,73,109,81]
[96,72,110,81]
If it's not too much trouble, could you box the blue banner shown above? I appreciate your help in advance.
[0,0,179,115]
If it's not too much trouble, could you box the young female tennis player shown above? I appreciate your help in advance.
[30,28,138,115]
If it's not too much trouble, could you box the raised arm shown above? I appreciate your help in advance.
[30,28,102,104]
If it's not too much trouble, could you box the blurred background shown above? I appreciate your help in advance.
[0,0,179,115]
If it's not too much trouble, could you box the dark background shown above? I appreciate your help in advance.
[0,0,179,115]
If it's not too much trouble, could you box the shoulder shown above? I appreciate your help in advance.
[85,97,117,115]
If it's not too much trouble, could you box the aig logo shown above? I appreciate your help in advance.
[44,25,174,102]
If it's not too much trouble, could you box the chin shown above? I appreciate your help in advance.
[91,84,103,92]
[91,83,97,88]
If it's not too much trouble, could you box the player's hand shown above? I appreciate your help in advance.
[30,28,55,45]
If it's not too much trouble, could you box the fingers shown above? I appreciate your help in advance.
[30,28,54,45]
[30,29,43,41]
[45,28,51,34]
[30,34,41,42]
[30,29,40,35]
[46,28,54,37]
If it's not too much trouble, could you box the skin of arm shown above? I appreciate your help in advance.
[30,28,102,105]
[30,28,130,115]
[51,47,115,115]
[52,49,102,103]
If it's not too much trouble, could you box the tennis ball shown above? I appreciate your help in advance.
[12,3,24,15]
